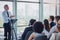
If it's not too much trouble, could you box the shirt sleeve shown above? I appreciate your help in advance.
[48,25,56,38]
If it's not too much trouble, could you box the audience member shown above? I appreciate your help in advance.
[43,19,50,38]
[49,16,56,28]
[28,21,45,40]
[21,19,36,40]
[48,16,60,38]
[50,20,60,40]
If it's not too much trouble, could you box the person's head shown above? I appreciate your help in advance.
[29,19,36,26]
[49,16,54,21]
[55,16,60,23]
[4,4,9,11]
[56,24,60,32]
[44,19,50,32]
[33,21,44,33]
[56,20,60,32]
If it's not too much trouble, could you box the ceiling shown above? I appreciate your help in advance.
[0,0,13,2]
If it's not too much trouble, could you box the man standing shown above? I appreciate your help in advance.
[2,4,14,40]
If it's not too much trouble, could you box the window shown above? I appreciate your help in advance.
[43,0,56,3]
[17,0,39,2]
[17,1,39,34]
[43,0,59,19]
[17,0,60,33]
[0,1,13,27]
[43,4,56,19]
[17,2,39,26]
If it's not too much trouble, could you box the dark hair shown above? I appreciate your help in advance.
[55,16,60,22]
[50,16,54,21]
[4,4,8,7]
[29,19,36,26]
[33,21,44,33]
[57,24,60,31]
[44,19,50,32]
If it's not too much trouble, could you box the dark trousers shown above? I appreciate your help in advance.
[3,22,11,40]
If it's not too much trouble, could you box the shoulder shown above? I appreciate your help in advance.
[25,27,32,30]
[33,32,45,37]
[24,27,32,32]
[2,11,5,15]
[50,22,55,24]
[50,25,56,31]
[52,22,56,24]
[33,32,47,40]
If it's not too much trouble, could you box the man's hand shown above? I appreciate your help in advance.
[10,15,14,18]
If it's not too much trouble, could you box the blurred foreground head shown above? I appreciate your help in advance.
[33,21,44,33]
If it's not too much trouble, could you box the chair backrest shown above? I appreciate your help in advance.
[33,35,48,40]
[24,31,33,40]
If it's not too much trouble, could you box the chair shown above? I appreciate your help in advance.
[33,35,48,40]
[24,31,33,40]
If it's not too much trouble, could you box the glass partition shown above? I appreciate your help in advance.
[17,0,60,34]
[43,0,59,19]
[43,0,56,3]
[17,0,39,2]
[17,2,39,26]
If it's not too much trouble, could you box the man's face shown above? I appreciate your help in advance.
[55,19,57,24]
[48,17,51,21]
[4,5,9,11]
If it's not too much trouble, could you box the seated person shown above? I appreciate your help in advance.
[50,21,60,40]
[43,19,50,38]
[49,16,56,28]
[28,21,45,40]
[48,16,60,38]
[21,19,36,40]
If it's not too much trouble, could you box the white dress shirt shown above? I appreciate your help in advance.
[48,25,57,38]
[43,29,49,38]
[2,10,11,23]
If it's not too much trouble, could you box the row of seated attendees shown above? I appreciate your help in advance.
[20,16,60,40]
